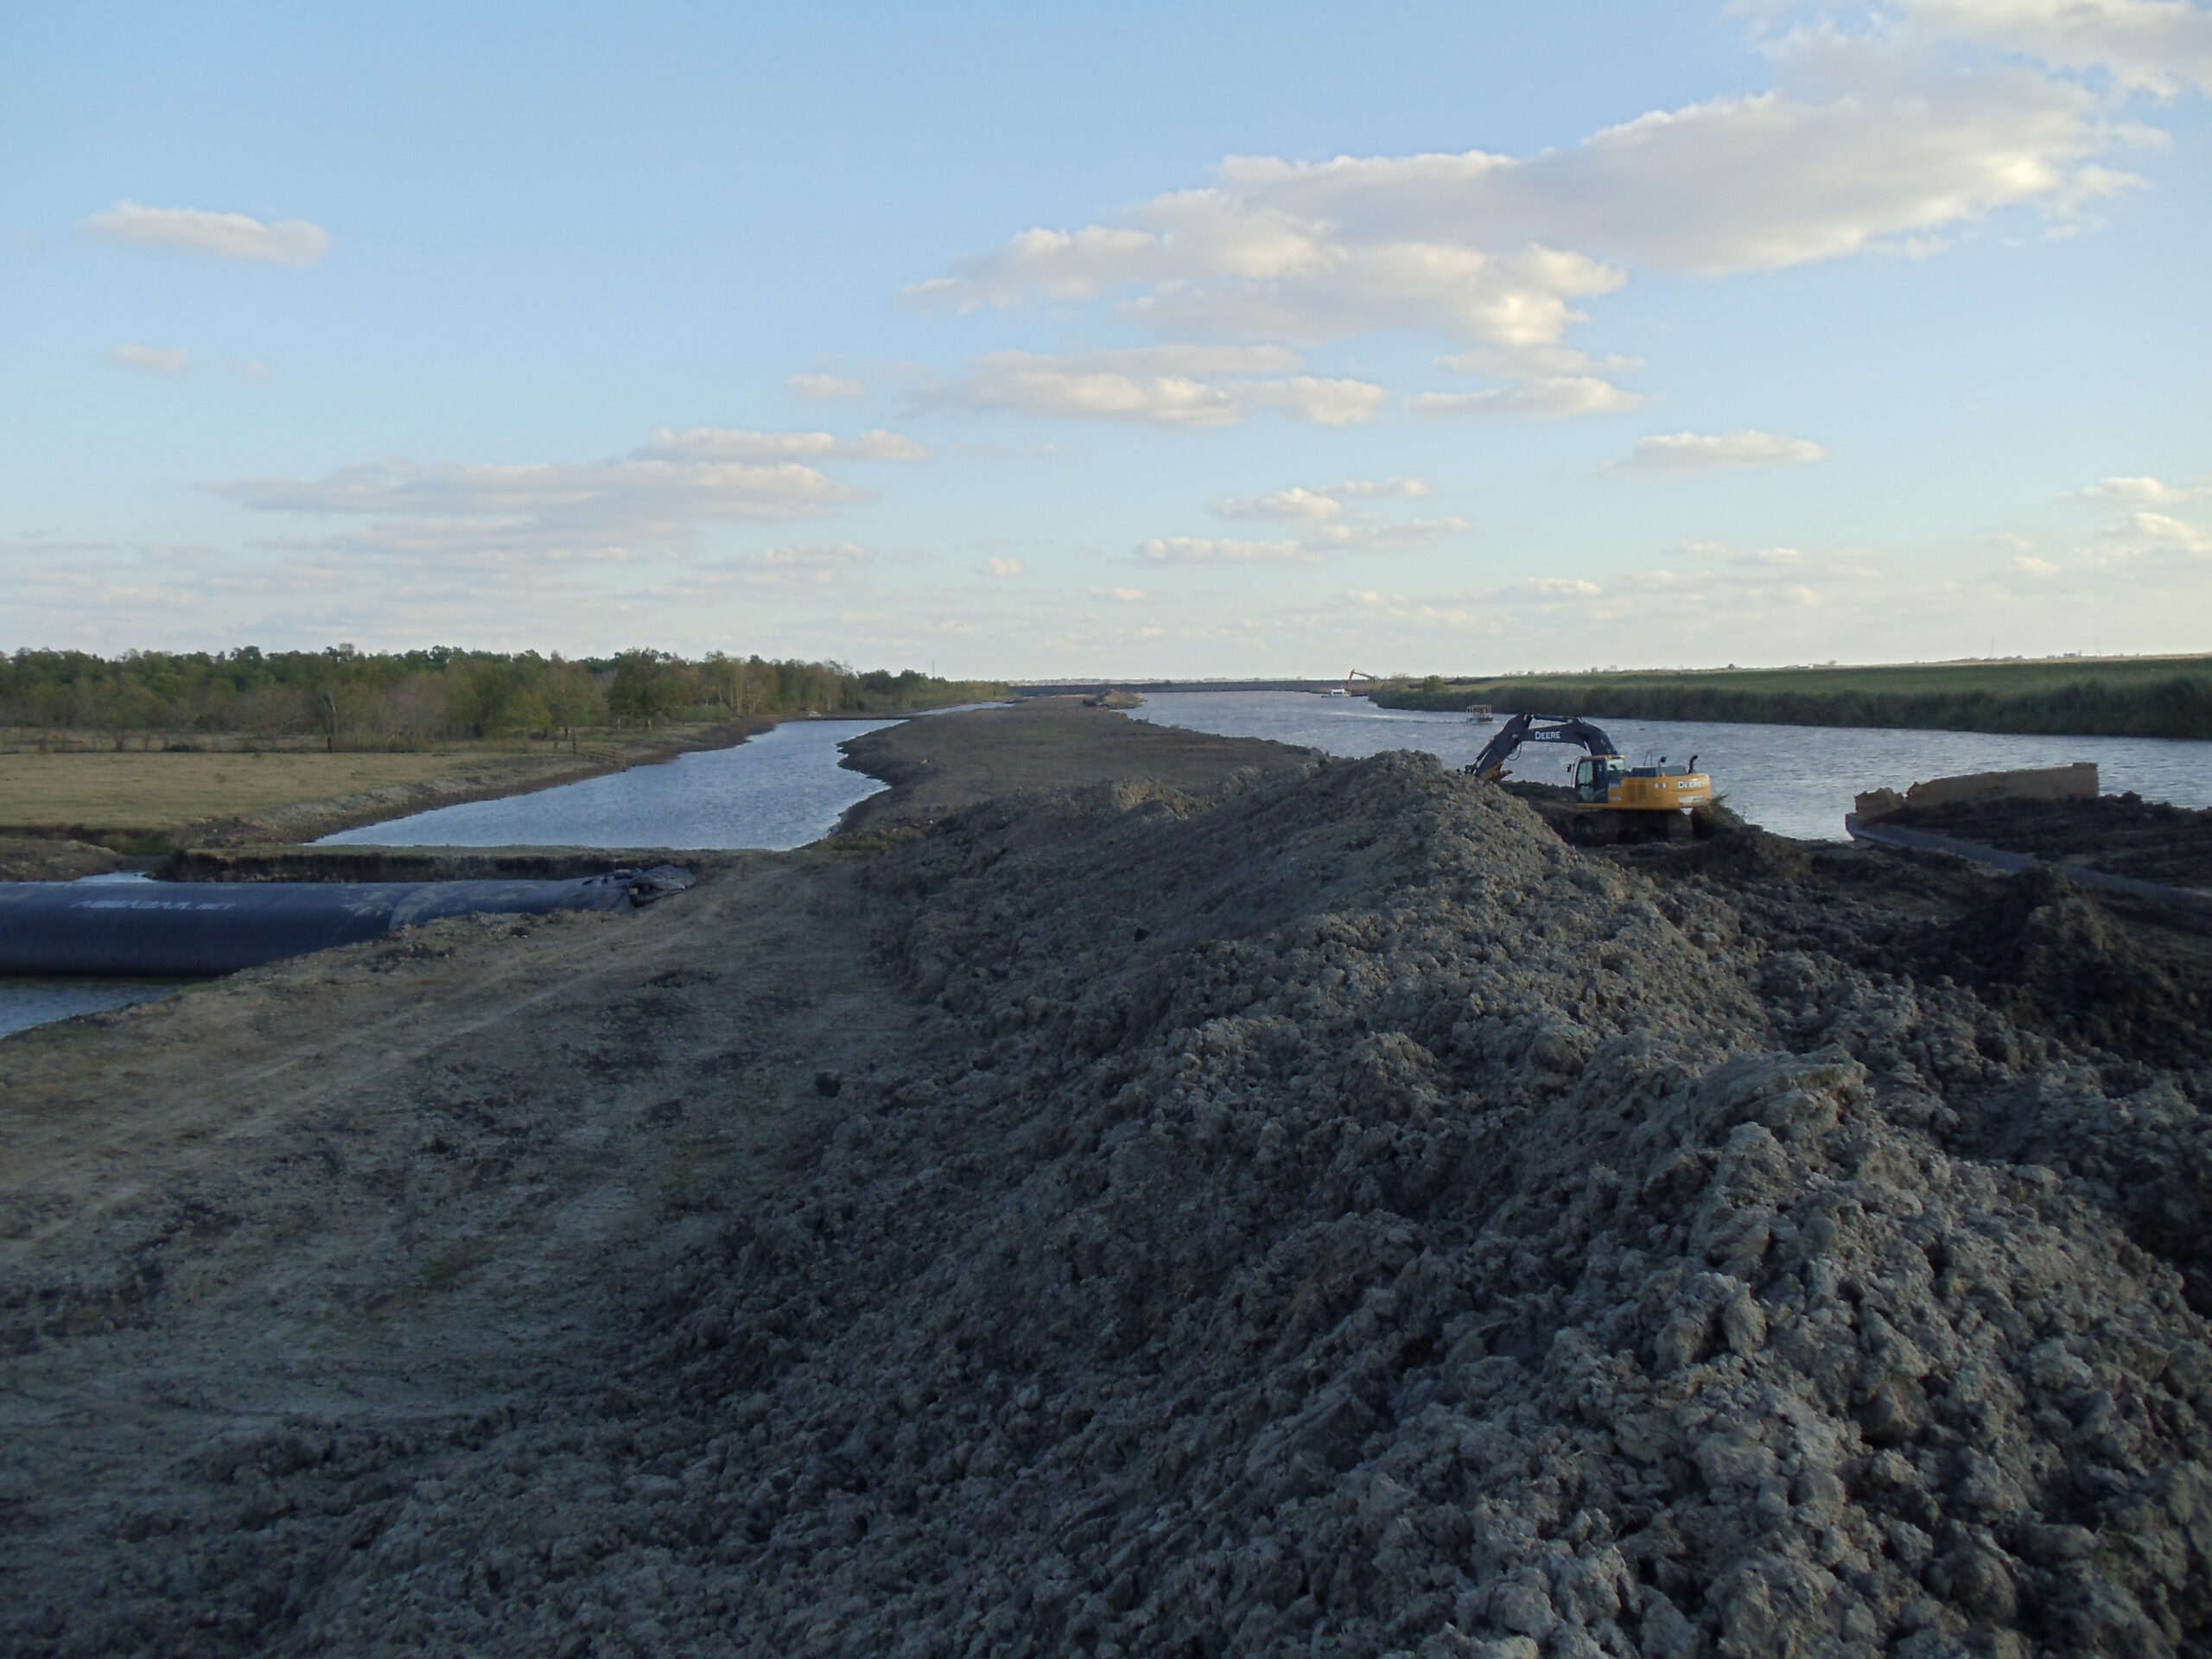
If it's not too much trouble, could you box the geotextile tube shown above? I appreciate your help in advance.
[0,867,694,976]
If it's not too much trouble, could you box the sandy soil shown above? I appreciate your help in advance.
[4,708,2211,1656]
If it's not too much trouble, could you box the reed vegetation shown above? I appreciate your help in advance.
[1370,656,2212,741]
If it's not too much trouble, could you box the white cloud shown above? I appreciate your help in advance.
[1897,0,2212,96]
[205,428,895,564]
[904,29,2162,427]
[917,349,1386,429]
[2081,474,2212,505]
[79,200,331,266]
[2123,510,2212,553]
[643,426,930,461]
[1333,477,1433,499]
[1203,477,1465,555]
[1410,375,1653,418]
[1438,344,1645,377]
[912,44,2141,350]
[107,343,190,374]
[1612,429,1828,472]
[978,556,1027,576]
[1137,537,1321,566]
[1090,586,1147,601]
[787,373,868,402]
[1214,486,1355,524]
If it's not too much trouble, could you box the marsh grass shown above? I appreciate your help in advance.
[1372,656,2212,740]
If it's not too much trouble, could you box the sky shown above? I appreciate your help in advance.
[5,0,2209,678]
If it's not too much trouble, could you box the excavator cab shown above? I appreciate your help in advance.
[1572,755,1625,804]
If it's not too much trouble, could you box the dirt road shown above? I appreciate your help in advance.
[1,850,929,1654]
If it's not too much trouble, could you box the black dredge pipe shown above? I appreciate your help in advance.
[0,868,695,976]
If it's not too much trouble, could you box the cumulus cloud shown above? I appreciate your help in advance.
[1410,375,1654,418]
[1090,586,1147,601]
[1612,429,1828,472]
[918,348,1386,428]
[205,428,897,564]
[902,24,2172,425]
[786,373,868,402]
[1203,476,1466,555]
[977,556,1027,576]
[1896,0,2212,96]
[2081,474,2212,505]
[79,200,331,266]
[643,426,929,461]
[912,43,2142,342]
[107,343,190,374]
[2122,510,2212,553]
[1136,537,1321,566]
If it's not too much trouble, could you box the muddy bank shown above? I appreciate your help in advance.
[1887,793,2212,891]
[835,697,1312,833]
[4,749,2212,1656]
[0,837,131,882]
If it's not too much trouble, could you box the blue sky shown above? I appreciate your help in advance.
[6,0,2209,676]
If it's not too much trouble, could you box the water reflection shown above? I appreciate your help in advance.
[319,718,901,849]
[0,977,192,1040]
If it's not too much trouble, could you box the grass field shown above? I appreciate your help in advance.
[1370,655,2212,740]
[0,749,527,836]
[0,724,737,840]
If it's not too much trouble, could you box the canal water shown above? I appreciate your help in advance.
[1121,691,2212,842]
[8,697,2206,1040]
[3,717,938,1039]
[315,717,902,850]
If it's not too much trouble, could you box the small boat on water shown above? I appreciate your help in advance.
[1468,704,1495,723]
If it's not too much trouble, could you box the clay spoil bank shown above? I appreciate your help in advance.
[4,733,2212,1656]
[834,697,1311,833]
[1885,793,2212,893]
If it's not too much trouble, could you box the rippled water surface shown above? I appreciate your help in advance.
[1123,691,2212,841]
[0,976,193,1039]
[318,718,903,849]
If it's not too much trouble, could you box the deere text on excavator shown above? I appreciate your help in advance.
[1461,712,1713,843]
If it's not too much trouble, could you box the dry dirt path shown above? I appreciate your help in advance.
[0,850,922,1653]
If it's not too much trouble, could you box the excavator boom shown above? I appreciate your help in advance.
[1463,712,1618,781]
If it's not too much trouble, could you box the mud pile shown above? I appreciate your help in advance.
[16,754,2212,1656]
[1893,792,2212,891]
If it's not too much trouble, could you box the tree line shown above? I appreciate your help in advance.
[1370,659,2212,741]
[0,647,1005,748]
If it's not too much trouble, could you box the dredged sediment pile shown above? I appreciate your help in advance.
[11,752,2212,1657]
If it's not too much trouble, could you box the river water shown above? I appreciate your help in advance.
[1122,691,2212,842]
[315,717,902,849]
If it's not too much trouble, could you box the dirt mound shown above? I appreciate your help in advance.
[15,754,2205,1655]
[1934,865,2212,1069]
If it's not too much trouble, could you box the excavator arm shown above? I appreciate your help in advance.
[1462,712,1618,782]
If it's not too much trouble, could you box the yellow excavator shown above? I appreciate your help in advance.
[1462,712,1712,843]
